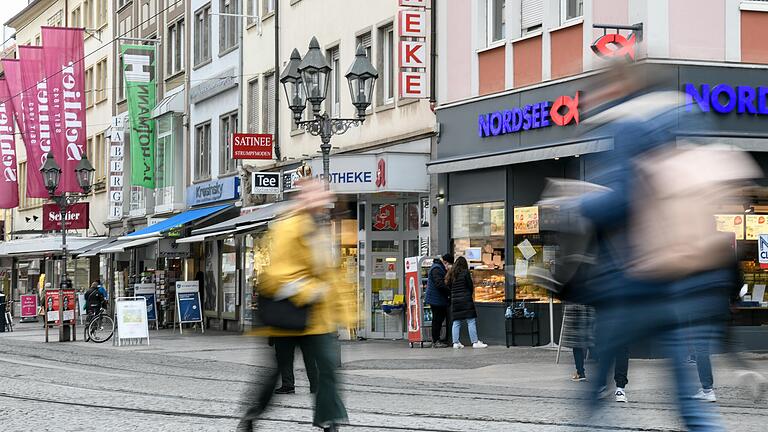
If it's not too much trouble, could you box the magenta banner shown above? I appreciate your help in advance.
[18,46,50,198]
[42,27,87,194]
[0,60,27,137]
[0,80,19,208]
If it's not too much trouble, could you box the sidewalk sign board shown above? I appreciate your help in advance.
[175,281,204,334]
[114,296,150,346]
[134,283,159,330]
[20,294,38,321]
[405,256,423,345]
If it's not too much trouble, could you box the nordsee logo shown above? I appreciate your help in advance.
[684,83,768,114]
[477,92,580,138]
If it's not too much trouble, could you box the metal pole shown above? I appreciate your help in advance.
[59,203,68,342]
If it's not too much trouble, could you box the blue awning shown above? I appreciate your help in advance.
[126,205,231,238]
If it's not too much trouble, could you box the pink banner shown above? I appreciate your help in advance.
[18,46,50,198]
[0,60,26,137]
[42,27,87,194]
[0,80,19,208]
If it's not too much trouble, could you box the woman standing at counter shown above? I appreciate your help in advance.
[446,256,487,349]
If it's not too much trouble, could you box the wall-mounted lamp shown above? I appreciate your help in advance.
[435,193,445,200]
[744,204,754,214]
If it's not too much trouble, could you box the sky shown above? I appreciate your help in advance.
[1,0,32,49]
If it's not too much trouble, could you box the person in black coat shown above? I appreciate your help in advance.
[424,253,454,347]
[445,256,487,349]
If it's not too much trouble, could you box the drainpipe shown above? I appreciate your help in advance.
[430,0,437,108]
[273,0,281,161]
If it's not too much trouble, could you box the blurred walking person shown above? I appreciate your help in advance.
[271,336,319,395]
[425,253,454,348]
[561,303,595,382]
[446,256,487,349]
[238,178,355,432]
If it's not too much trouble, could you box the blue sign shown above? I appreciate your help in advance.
[187,177,240,207]
[328,171,373,184]
[684,83,768,114]
[178,292,202,322]
[478,92,580,138]
[143,293,157,321]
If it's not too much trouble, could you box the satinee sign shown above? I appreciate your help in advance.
[684,83,768,114]
[477,92,580,138]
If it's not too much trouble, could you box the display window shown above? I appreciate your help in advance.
[244,232,269,325]
[451,202,506,303]
[512,205,559,303]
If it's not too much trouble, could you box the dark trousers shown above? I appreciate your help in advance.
[573,347,587,377]
[430,304,450,343]
[241,334,348,428]
[274,337,319,391]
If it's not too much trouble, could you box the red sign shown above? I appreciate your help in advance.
[42,202,89,231]
[399,10,427,38]
[405,256,422,343]
[400,71,428,99]
[591,33,637,60]
[44,289,76,325]
[550,92,580,126]
[20,294,38,318]
[400,40,426,68]
[399,0,426,6]
[232,133,273,160]
[373,204,398,231]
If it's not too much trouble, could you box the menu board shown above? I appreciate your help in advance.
[514,206,539,234]
[715,214,744,240]
[746,214,768,240]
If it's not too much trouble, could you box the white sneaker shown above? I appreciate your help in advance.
[692,389,717,403]
[615,388,628,403]
[472,341,488,349]
[453,343,464,349]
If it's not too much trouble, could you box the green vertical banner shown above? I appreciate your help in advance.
[122,44,156,188]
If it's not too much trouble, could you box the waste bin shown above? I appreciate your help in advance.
[0,293,6,332]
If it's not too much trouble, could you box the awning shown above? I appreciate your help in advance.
[73,237,120,258]
[152,89,185,118]
[0,236,106,257]
[124,204,231,239]
[177,222,267,244]
[192,201,293,236]
[101,236,159,253]
[426,139,613,174]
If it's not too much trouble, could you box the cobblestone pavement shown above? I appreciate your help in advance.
[1,322,767,431]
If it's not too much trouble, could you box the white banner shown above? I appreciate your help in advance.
[116,299,149,340]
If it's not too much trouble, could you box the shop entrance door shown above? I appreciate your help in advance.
[369,250,402,338]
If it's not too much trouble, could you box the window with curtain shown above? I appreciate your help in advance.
[378,24,394,105]
[326,46,341,117]
[486,0,506,44]
[220,112,238,175]
[562,0,583,22]
[195,122,211,180]
[194,4,212,66]
[220,0,240,53]
[95,59,107,103]
[167,19,185,75]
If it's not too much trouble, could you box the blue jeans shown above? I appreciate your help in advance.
[573,347,586,377]
[452,318,478,344]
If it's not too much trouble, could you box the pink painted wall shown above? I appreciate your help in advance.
[592,0,629,39]
[446,0,472,102]
[669,0,725,60]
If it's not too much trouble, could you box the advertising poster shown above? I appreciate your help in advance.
[176,281,203,323]
[44,290,76,324]
[116,299,149,340]
[20,295,37,318]
[134,284,157,322]
[405,256,422,343]
[746,214,768,240]
[514,206,539,234]
[122,44,156,188]
[715,214,744,240]
[759,235,768,269]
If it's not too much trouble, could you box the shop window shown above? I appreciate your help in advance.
[371,240,398,253]
[511,205,556,303]
[372,203,400,231]
[221,237,238,316]
[451,202,506,303]
[406,202,420,231]
[244,231,270,325]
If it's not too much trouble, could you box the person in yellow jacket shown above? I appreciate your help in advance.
[238,178,355,432]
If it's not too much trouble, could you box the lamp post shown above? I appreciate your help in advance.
[280,37,378,184]
[40,152,95,342]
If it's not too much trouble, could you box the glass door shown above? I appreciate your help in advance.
[369,250,401,338]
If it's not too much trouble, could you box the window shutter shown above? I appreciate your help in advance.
[263,74,275,134]
[248,79,260,133]
[521,0,544,32]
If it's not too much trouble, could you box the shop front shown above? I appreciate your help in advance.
[432,61,768,348]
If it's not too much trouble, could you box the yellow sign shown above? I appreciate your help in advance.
[514,206,539,234]
[746,214,768,240]
[715,214,744,240]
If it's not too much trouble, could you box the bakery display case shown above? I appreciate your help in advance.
[471,269,505,303]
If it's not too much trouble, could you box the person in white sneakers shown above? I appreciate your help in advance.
[445,256,487,349]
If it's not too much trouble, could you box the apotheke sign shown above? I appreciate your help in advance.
[186,177,240,206]
[43,203,89,231]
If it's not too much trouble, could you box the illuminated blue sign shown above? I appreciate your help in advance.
[684,83,768,114]
[478,93,580,138]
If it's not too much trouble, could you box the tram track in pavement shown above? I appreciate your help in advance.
[1,350,766,419]
[0,390,686,432]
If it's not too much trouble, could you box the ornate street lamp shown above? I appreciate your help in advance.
[280,37,378,184]
[40,152,95,342]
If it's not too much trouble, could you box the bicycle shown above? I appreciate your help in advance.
[84,306,114,343]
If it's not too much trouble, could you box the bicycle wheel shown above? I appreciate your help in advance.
[88,315,114,343]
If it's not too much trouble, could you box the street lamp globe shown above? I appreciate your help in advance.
[346,44,379,119]
[280,48,307,123]
[75,154,95,194]
[40,152,62,195]
[298,36,332,115]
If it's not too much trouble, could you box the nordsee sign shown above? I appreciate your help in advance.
[477,92,580,138]
[187,177,240,206]
[684,83,768,114]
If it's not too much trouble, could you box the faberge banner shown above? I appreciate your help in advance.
[0,80,19,208]
[42,26,87,194]
[121,44,156,188]
[18,46,50,198]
